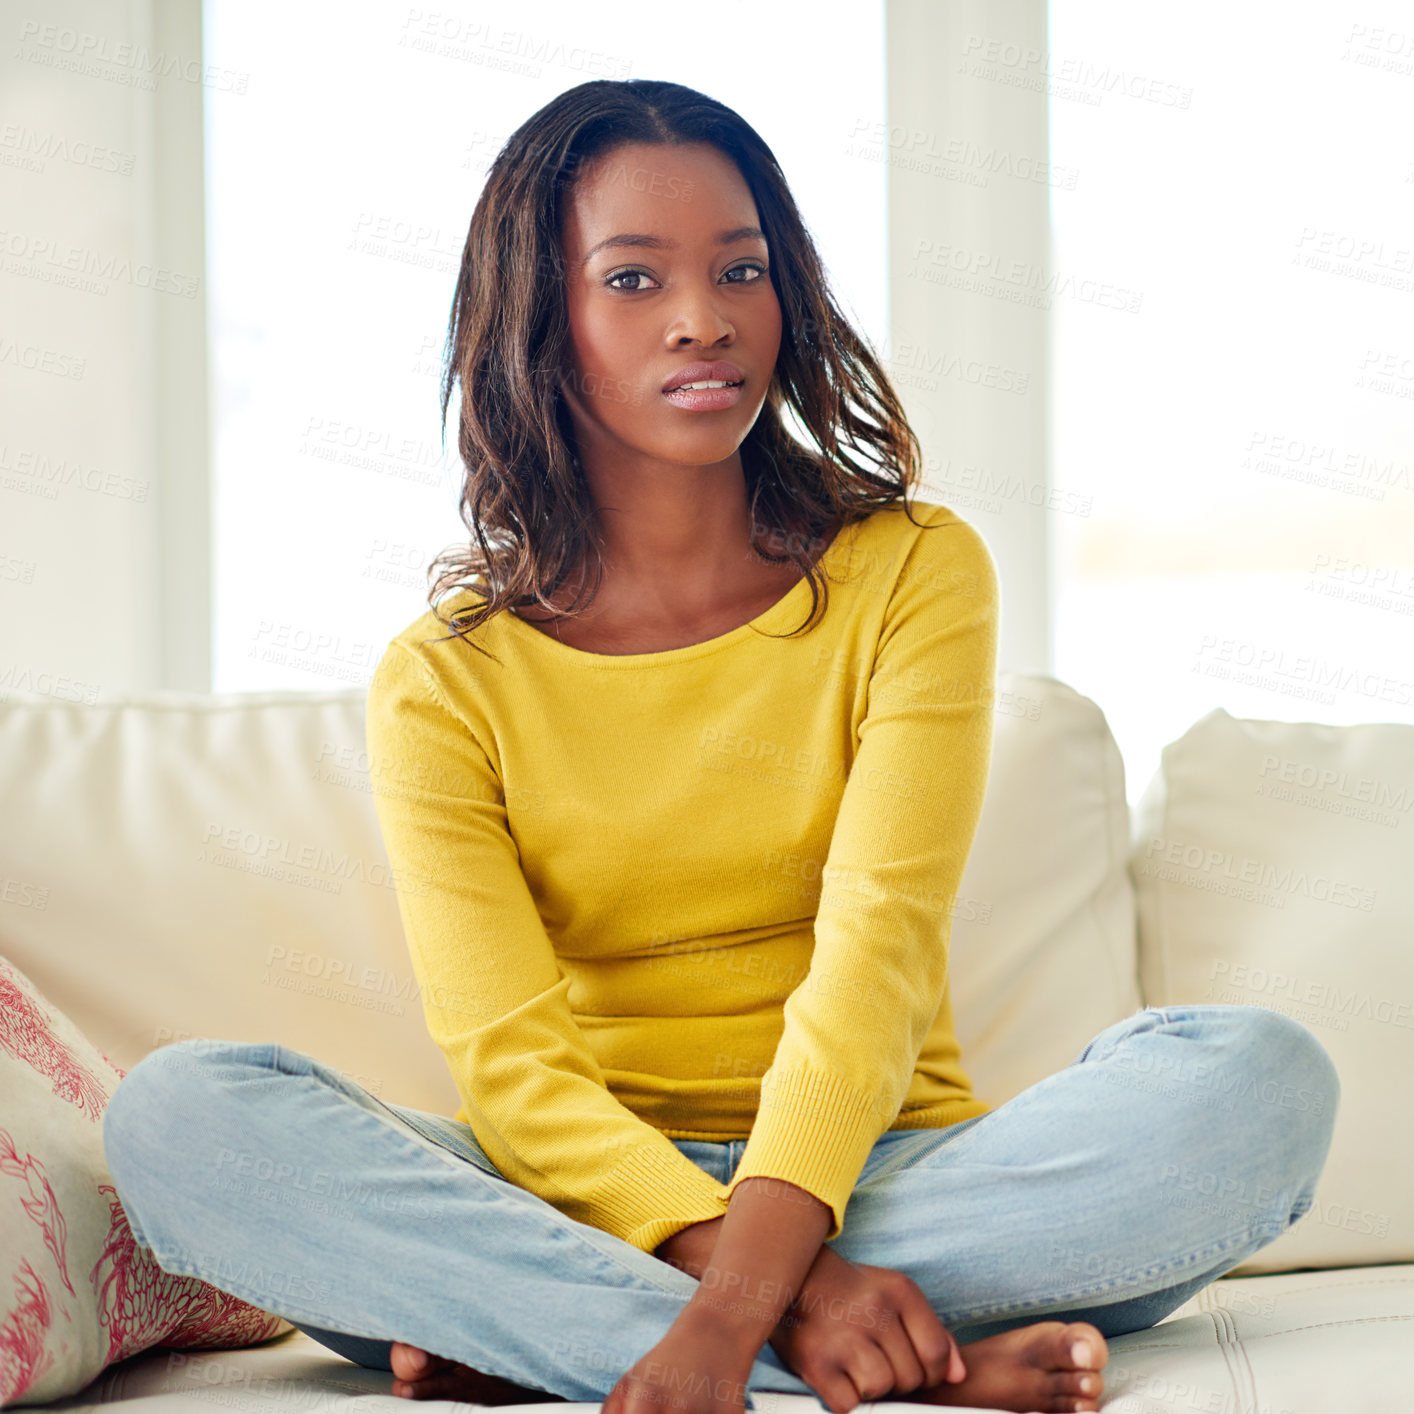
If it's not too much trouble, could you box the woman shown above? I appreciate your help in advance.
[102,79,1338,1414]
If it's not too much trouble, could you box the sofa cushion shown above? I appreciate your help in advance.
[0,671,1138,1128]
[1130,707,1414,1273]
[50,1264,1414,1414]
[0,956,290,1406]
[948,675,1142,1106]
[1107,1262,1414,1413]
[0,690,459,1115]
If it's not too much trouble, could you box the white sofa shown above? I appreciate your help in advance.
[2,670,1411,1413]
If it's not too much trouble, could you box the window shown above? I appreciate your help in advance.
[1049,7,1414,806]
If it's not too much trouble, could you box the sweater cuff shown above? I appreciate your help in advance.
[721,1066,893,1241]
[584,1138,732,1254]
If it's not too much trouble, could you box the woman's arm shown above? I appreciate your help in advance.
[671,1177,832,1341]
[654,1215,725,1279]
[662,510,1000,1289]
[718,511,1000,1240]
[655,1179,830,1291]
[365,639,737,1254]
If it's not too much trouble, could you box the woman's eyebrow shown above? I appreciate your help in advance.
[579,225,767,269]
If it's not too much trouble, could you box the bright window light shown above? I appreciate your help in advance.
[1048,5,1414,807]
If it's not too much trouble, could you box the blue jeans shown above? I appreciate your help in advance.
[101,1004,1338,1406]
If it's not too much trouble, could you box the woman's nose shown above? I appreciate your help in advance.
[664,285,734,346]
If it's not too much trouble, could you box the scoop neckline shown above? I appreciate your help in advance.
[486,516,864,669]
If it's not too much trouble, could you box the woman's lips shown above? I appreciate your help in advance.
[662,380,744,412]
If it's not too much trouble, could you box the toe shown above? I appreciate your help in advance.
[1053,1369,1103,1399]
[390,1342,423,1378]
[1060,1321,1108,1370]
[390,1343,443,1382]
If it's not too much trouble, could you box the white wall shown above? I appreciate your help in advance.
[0,0,210,696]
[885,0,1053,678]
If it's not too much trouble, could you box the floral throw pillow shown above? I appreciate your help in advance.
[0,956,292,1406]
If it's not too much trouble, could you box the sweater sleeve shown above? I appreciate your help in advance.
[364,638,732,1254]
[721,513,1000,1240]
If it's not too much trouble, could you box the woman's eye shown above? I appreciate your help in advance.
[605,268,659,292]
[603,262,768,292]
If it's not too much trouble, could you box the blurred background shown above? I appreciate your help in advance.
[2,0,1411,805]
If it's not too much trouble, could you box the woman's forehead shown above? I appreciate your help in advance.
[561,145,759,256]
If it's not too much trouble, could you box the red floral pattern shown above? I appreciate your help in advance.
[0,958,290,1405]
[0,969,109,1121]
[0,1261,55,1406]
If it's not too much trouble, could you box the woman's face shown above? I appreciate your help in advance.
[557,140,782,472]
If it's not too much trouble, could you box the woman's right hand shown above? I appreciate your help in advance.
[767,1246,966,1413]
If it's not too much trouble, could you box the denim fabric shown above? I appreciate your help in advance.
[102,1004,1338,1406]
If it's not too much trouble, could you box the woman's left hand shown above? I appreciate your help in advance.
[601,1306,760,1414]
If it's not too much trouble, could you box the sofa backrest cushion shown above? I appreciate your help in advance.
[1130,707,1414,1273]
[0,670,1140,1127]
[949,675,1142,1105]
[0,689,453,1113]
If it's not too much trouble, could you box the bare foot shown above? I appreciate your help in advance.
[905,1320,1109,1413]
[389,1341,567,1404]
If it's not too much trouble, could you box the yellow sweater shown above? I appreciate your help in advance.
[364,499,998,1255]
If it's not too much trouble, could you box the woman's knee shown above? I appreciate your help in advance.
[1204,1005,1339,1112]
[103,1039,280,1176]
[1185,1004,1340,1184]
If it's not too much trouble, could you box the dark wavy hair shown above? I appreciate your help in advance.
[423,77,934,658]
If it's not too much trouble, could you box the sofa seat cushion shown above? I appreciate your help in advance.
[46,1264,1414,1414]
[1108,1262,1414,1412]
